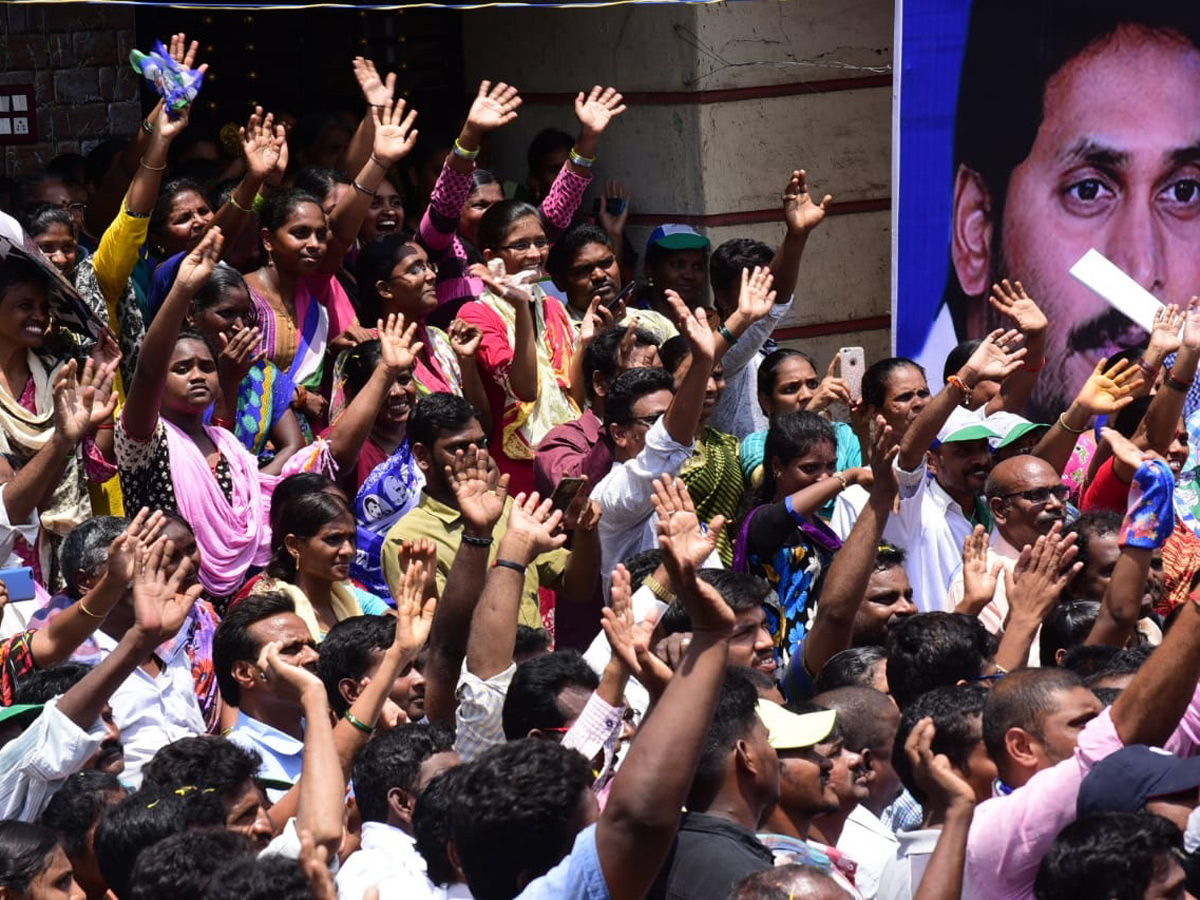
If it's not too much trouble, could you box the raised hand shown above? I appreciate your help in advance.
[257,639,325,703]
[241,107,284,183]
[1005,523,1080,626]
[602,564,641,675]
[130,538,202,645]
[988,279,1048,337]
[393,557,437,652]
[961,327,1027,385]
[447,444,509,536]
[1183,297,1200,350]
[218,325,264,388]
[504,492,568,559]
[805,354,853,414]
[53,359,114,445]
[468,263,534,309]
[152,95,192,141]
[106,508,166,586]
[737,265,778,323]
[658,508,734,635]
[598,179,632,236]
[377,313,422,376]
[578,295,615,347]
[464,80,522,136]
[167,32,202,72]
[1076,358,1143,415]
[782,169,832,237]
[298,831,342,900]
[665,291,716,361]
[651,476,721,572]
[615,318,643,371]
[448,318,482,359]
[174,227,224,295]
[397,537,439,604]
[866,415,899,497]
[1101,426,1156,473]
[352,57,396,108]
[574,85,626,137]
[905,718,977,809]
[958,525,1002,615]
[371,98,420,168]
[1147,303,1184,361]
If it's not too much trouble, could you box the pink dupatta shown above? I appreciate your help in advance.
[162,419,335,596]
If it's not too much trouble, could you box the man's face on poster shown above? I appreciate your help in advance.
[953,24,1200,420]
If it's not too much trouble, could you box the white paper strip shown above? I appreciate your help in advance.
[1068,248,1163,332]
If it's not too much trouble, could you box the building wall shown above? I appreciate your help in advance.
[461,0,894,368]
[1,3,141,174]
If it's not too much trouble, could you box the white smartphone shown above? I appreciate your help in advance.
[838,347,866,404]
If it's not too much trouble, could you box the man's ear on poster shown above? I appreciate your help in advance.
[952,163,997,325]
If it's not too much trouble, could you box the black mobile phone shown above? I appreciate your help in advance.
[591,197,628,217]
[605,280,638,310]
[550,476,588,513]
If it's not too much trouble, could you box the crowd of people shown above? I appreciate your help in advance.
[2,28,1200,900]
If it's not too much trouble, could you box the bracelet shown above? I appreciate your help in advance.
[834,471,849,490]
[345,712,375,735]
[78,599,105,619]
[1021,357,1047,373]
[369,153,389,170]
[717,323,738,345]
[946,374,972,405]
[95,423,115,431]
[1166,370,1195,393]
[643,574,676,604]
[212,416,235,430]
[569,147,595,168]
[1056,412,1087,435]
[228,194,252,214]
[452,138,480,161]
[292,385,308,409]
[492,558,527,576]
[141,119,155,136]
[138,158,167,172]
[1136,358,1160,381]
[352,180,377,198]
[461,532,493,548]
[252,192,267,215]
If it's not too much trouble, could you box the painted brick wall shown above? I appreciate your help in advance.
[1,3,141,175]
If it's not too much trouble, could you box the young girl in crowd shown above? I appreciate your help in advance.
[0,821,84,900]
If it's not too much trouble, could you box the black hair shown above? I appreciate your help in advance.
[352,721,457,825]
[661,569,775,635]
[130,830,255,900]
[212,592,297,706]
[1061,644,1122,678]
[95,787,227,900]
[501,650,600,741]
[340,339,385,397]
[621,549,662,591]
[413,764,470,888]
[259,189,324,235]
[408,392,478,452]
[1112,395,1153,439]
[982,667,1086,765]
[201,855,312,900]
[1034,812,1183,900]
[0,255,50,305]
[812,685,898,759]
[268,472,339,537]
[0,821,61,895]
[148,180,209,252]
[813,646,887,694]
[451,739,594,900]
[266,490,354,582]
[658,335,692,376]
[85,138,129,188]
[690,668,762,808]
[545,222,612,286]
[1087,644,1154,684]
[759,410,838,504]
[190,264,250,315]
[862,357,926,411]
[14,662,91,704]
[317,614,399,716]
[892,684,989,805]
[943,339,982,386]
[10,173,73,217]
[709,238,775,298]
[886,612,998,709]
[20,203,75,239]
[47,154,86,184]
[1040,601,1101,666]
[1064,512,1123,600]
[581,325,660,402]
[756,347,818,401]
[471,168,499,193]
[603,366,676,430]
[39,771,126,860]
[477,199,542,253]
[141,736,263,802]
[292,166,352,205]
[355,232,418,326]
[513,624,553,659]
[59,515,128,599]
[526,128,573,173]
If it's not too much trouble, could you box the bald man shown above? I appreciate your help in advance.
[731,864,853,900]
[946,455,1068,638]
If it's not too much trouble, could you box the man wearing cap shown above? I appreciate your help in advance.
[986,412,1051,463]
[887,333,1027,611]
[946,454,1070,640]
[635,224,712,325]
[1077,744,1200,830]
[757,699,863,897]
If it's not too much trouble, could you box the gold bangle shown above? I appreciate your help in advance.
[78,599,105,619]
[228,194,252,213]
[138,158,167,172]
[1056,412,1086,435]
[643,574,676,604]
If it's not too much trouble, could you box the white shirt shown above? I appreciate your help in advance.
[90,628,207,788]
[593,417,694,591]
[227,711,304,801]
[0,697,105,821]
[708,297,794,439]
[889,459,985,613]
[836,804,900,900]
[876,827,941,900]
[946,532,1021,635]
[336,821,433,900]
[829,484,909,548]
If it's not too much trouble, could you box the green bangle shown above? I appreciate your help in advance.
[718,323,738,345]
[345,712,375,735]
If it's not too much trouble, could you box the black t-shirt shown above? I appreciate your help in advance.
[647,812,774,900]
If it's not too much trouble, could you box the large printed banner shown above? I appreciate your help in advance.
[893,0,1200,423]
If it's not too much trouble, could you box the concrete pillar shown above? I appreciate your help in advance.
[461,0,894,368]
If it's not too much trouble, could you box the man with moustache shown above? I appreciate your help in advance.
[929,0,1200,422]
[947,455,1070,637]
